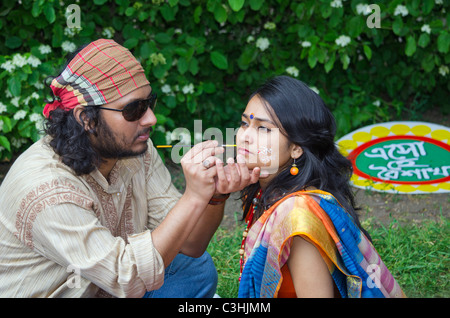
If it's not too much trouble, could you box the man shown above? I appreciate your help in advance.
[0,39,262,297]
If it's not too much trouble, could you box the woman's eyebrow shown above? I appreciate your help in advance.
[242,113,276,125]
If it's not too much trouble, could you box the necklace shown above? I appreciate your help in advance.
[239,189,262,281]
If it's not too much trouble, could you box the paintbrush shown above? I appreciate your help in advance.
[156,144,236,149]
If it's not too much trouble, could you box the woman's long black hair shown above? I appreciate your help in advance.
[240,76,371,240]
[43,44,103,176]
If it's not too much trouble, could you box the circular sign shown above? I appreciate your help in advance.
[337,121,450,194]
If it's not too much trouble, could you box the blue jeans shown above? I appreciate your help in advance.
[143,251,218,298]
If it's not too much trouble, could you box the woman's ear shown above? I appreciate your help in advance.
[291,143,303,160]
[73,105,90,131]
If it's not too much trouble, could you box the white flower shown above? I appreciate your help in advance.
[34,82,44,90]
[309,86,320,94]
[286,66,299,77]
[435,0,443,5]
[161,84,172,94]
[0,102,7,114]
[38,44,52,55]
[256,37,270,51]
[394,5,409,17]
[182,83,195,94]
[0,61,15,73]
[29,113,43,122]
[373,100,381,107]
[439,65,449,77]
[356,4,370,15]
[11,137,27,149]
[174,28,183,34]
[421,24,431,34]
[64,27,76,38]
[246,35,255,43]
[12,54,27,68]
[335,35,351,47]
[13,110,27,120]
[263,22,276,30]
[30,92,40,99]
[11,97,20,107]
[27,55,41,68]
[330,0,343,8]
[165,131,172,145]
[62,41,77,53]
[301,41,312,48]
[102,27,115,39]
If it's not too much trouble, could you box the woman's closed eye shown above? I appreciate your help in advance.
[258,126,271,132]
[240,120,249,128]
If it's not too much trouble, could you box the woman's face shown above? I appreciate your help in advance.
[236,95,295,175]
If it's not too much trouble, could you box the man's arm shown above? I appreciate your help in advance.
[179,155,264,257]
[179,194,226,257]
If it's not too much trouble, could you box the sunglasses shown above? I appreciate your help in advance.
[89,92,157,122]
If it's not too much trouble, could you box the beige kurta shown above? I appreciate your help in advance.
[0,137,182,297]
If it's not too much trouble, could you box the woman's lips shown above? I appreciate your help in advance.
[238,147,252,155]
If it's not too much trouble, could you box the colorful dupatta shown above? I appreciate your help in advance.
[238,190,405,298]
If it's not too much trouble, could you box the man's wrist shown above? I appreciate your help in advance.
[208,193,230,205]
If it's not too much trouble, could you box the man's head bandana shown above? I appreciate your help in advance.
[43,39,150,118]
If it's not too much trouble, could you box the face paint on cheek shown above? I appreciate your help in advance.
[257,146,273,164]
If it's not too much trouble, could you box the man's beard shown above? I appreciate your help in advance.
[92,117,152,159]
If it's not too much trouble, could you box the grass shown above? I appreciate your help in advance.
[207,213,449,298]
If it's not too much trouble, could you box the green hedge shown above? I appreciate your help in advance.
[0,0,449,161]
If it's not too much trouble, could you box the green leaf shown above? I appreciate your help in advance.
[249,0,264,10]
[324,53,336,73]
[123,38,138,49]
[7,77,21,97]
[0,116,12,133]
[5,36,22,49]
[228,0,245,12]
[363,45,372,60]
[155,32,172,44]
[94,0,108,4]
[177,57,189,74]
[392,18,403,36]
[214,5,227,23]
[43,3,55,24]
[307,54,317,69]
[421,54,434,73]
[194,5,202,23]
[340,54,350,70]
[160,4,177,22]
[405,36,417,57]
[0,136,11,152]
[437,32,450,53]
[210,51,228,70]
[189,58,199,75]
[418,33,430,48]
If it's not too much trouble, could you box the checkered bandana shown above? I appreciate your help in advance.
[43,39,150,118]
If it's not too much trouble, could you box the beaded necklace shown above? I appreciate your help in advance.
[239,189,262,281]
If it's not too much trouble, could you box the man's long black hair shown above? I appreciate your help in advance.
[43,44,103,176]
[240,75,371,240]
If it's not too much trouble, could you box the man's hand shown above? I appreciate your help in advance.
[180,140,224,203]
[214,154,267,195]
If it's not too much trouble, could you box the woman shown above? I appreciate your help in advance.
[236,76,405,298]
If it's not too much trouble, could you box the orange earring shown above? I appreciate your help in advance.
[290,158,299,176]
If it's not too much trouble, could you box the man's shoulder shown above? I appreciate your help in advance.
[1,138,88,198]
